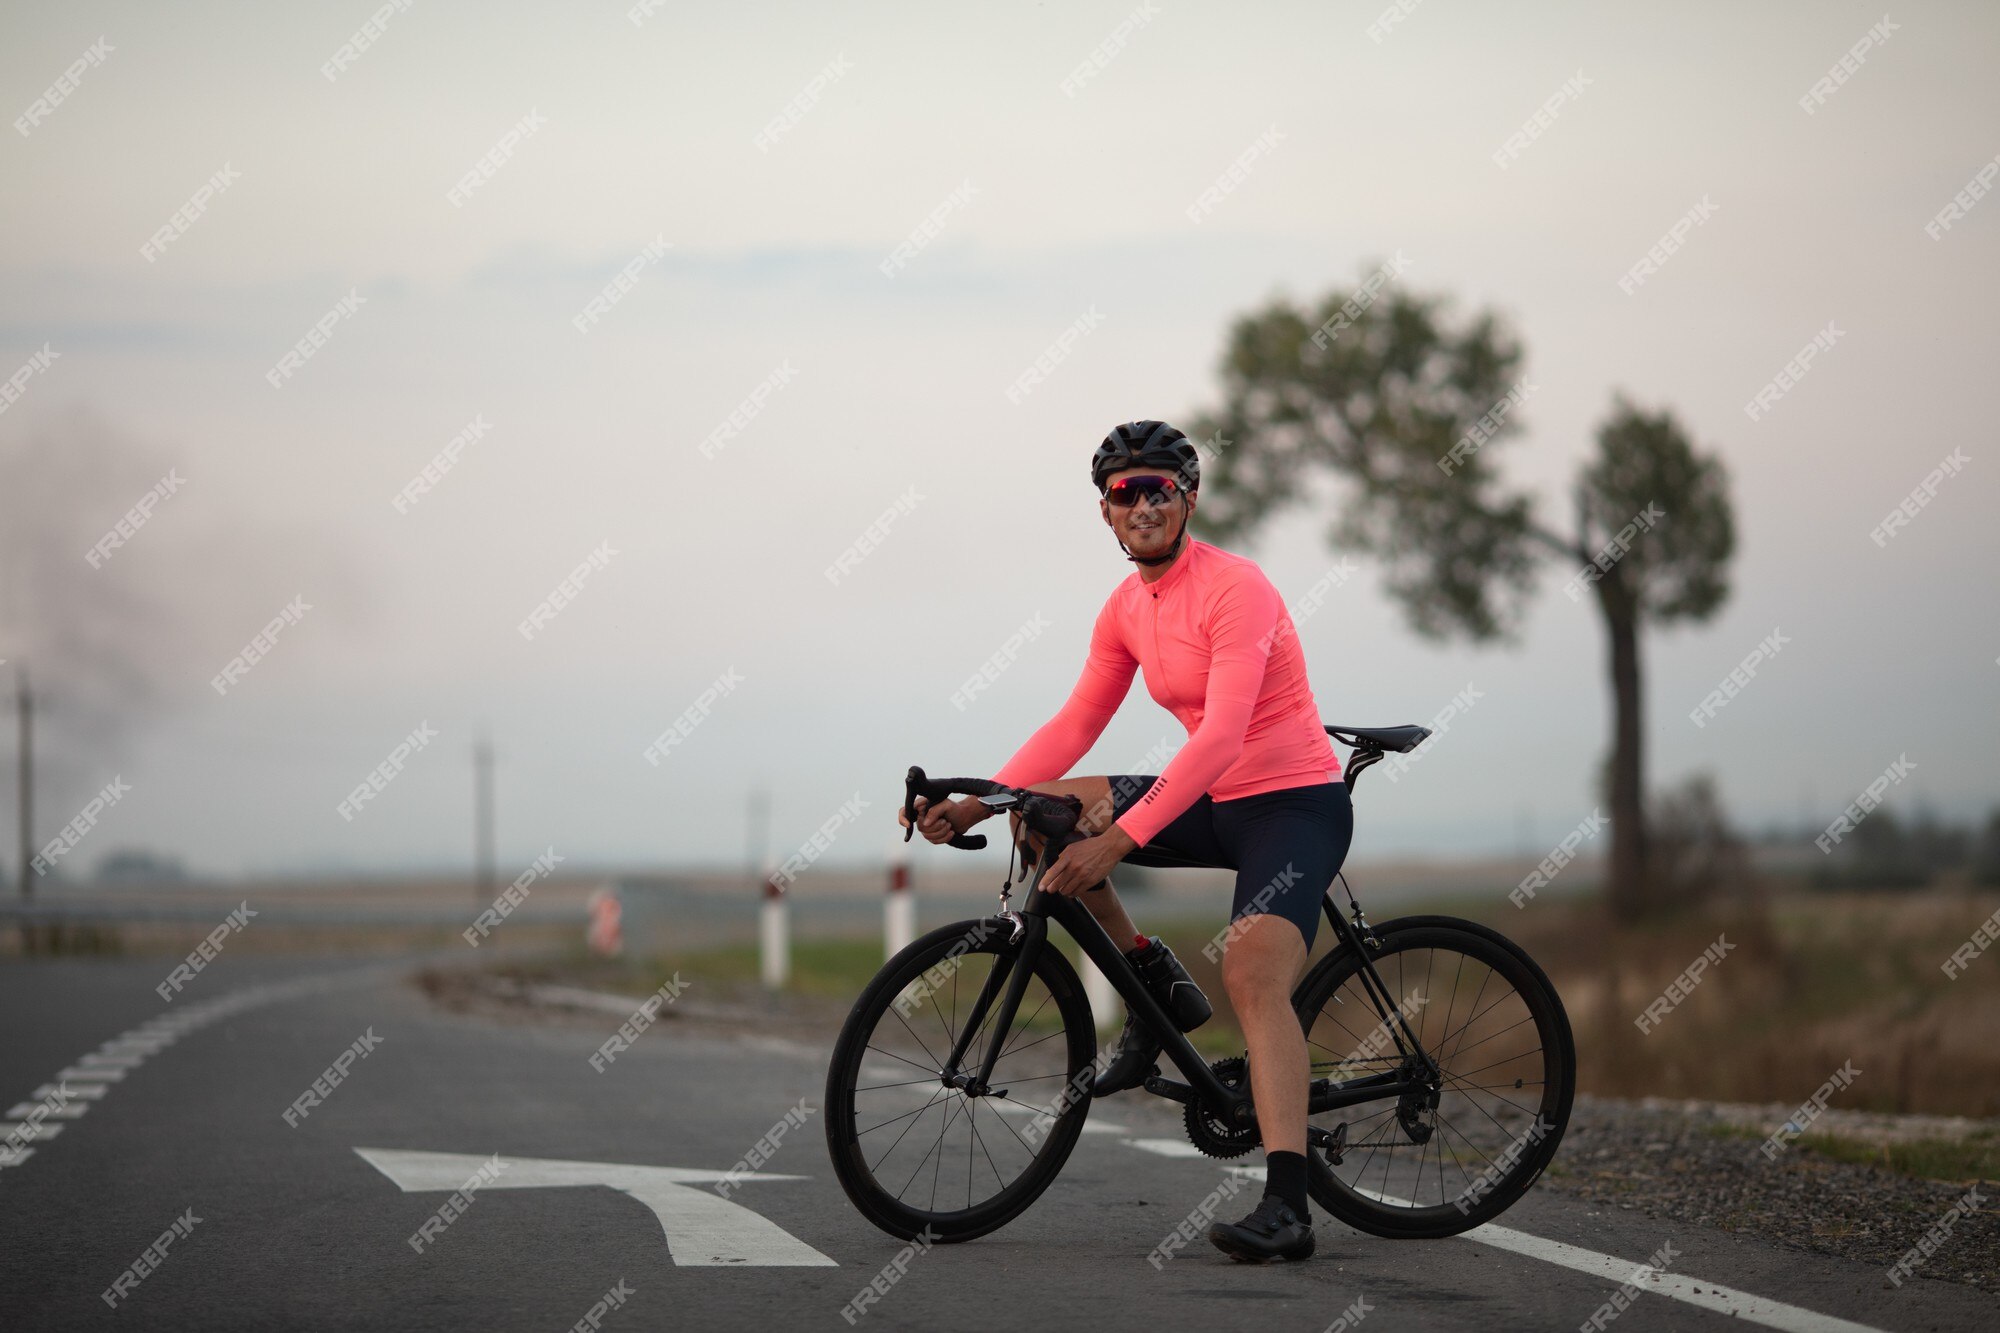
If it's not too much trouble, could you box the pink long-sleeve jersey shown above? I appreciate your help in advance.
[989,539,1341,849]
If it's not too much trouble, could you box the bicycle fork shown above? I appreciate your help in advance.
[937,824,1087,1096]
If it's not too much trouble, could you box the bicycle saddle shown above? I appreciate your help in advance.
[1323,723,1431,753]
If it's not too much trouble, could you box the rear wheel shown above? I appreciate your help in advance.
[824,919,1097,1243]
[1294,916,1574,1237]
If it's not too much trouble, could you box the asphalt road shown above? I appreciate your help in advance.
[1,956,1994,1332]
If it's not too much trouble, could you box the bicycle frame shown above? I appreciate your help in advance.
[937,813,1439,1132]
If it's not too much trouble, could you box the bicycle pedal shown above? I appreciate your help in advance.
[1308,1122,1348,1166]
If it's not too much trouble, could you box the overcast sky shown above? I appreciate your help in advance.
[2,1,1995,880]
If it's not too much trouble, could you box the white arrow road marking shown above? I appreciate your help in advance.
[353,1148,838,1268]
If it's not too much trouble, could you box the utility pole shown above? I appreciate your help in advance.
[745,785,769,891]
[473,733,494,902]
[15,664,31,901]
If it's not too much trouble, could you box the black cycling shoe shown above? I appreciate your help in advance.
[1090,1008,1161,1096]
[1093,936,1211,1096]
[1207,1195,1316,1263]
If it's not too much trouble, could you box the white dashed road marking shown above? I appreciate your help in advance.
[0,969,391,1174]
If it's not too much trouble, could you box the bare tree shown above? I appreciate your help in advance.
[1190,266,1736,918]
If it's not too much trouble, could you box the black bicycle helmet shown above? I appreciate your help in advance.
[1090,420,1200,494]
[1091,420,1199,567]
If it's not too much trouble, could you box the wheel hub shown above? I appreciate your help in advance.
[1395,1057,1440,1144]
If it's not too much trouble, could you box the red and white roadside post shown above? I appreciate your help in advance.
[586,885,623,957]
[760,860,789,990]
[885,841,915,959]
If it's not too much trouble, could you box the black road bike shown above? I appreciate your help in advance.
[824,724,1575,1245]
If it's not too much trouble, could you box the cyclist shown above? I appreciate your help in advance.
[903,420,1354,1263]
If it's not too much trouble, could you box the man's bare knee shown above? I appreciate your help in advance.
[1225,965,1292,1014]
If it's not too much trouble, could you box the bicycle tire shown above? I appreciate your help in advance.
[824,918,1097,1243]
[1293,915,1575,1238]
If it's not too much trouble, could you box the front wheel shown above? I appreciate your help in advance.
[1294,915,1575,1238]
[824,918,1097,1243]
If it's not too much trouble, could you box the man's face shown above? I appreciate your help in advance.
[1100,465,1194,561]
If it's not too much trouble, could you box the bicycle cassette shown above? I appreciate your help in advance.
[1183,1057,1259,1159]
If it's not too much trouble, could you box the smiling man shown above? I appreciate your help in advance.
[905,420,1355,1263]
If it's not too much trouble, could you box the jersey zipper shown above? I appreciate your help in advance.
[1148,579,1166,705]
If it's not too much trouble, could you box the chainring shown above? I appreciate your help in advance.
[1183,1056,1260,1159]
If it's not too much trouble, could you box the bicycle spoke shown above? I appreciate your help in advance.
[1312,1006,1382,1056]
[865,1044,944,1079]
[858,1088,947,1141]
[1450,1048,1547,1084]
[1439,1069,1541,1119]
[1433,949,1467,1061]
[866,1089,950,1177]
[1440,964,1493,1067]
[928,987,956,1058]
[890,1006,947,1074]
[1428,1111,1489,1196]
[1443,1013,1535,1067]
[930,1094,960,1210]
[855,1076,947,1093]
[967,1099,1008,1194]
[995,990,1056,1060]
[898,1093,963,1202]
[985,1095,1040,1155]
[990,1068,1086,1085]
[1430,1107,1499,1175]
[1438,1076,1519,1140]
[1432,986,1517,1062]
[993,1025,1065,1063]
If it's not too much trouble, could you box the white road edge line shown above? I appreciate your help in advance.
[1126,1143,1889,1333]
[1352,1183,1889,1333]
[1460,1219,1888,1333]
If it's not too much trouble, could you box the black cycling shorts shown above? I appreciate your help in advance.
[1107,774,1353,951]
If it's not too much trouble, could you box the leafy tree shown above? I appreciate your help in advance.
[1811,808,1931,889]
[1189,266,1735,918]
[1649,772,1755,908]
[1972,808,2000,887]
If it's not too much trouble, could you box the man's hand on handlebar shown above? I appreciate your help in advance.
[898,795,987,846]
[1038,824,1137,898]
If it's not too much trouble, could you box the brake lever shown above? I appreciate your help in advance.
[904,765,989,850]
[902,765,924,843]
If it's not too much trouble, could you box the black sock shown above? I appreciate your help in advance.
[1263,1150,1308,1218]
